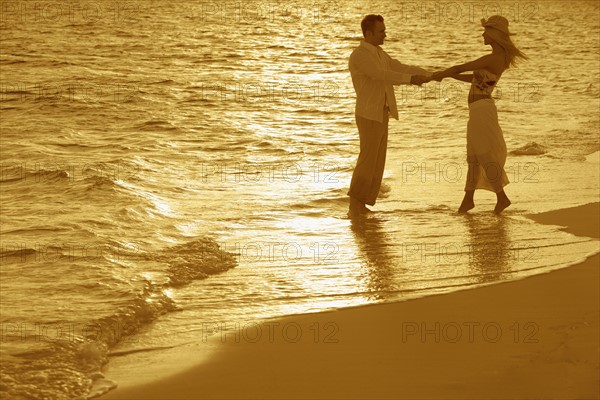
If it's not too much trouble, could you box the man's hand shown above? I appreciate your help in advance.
[431,71,444,82]
[411,75,430,86]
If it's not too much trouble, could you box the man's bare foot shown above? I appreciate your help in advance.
[458,200,475,213]
[348,206,371,218]
[494,198,511,214]
[348,197,371,217]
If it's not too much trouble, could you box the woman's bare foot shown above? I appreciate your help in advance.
[458,191,475,213]
[458,199,475,213]
[494,198,511,214]
[494,191,511,214]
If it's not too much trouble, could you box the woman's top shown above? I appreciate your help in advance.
[471,69,498,96]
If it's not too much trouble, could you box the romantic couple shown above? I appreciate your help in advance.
[347,14,528,217]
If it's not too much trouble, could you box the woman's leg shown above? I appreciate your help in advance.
[459,159,479,213]
[458,190,476,213]
[480,158,511,214]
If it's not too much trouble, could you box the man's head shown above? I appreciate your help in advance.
[361,14,386,46]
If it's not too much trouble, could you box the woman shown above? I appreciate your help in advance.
[432,15,528,214]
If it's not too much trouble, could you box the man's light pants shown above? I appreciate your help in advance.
[348,108,389,206]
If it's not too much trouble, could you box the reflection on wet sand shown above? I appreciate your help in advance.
[462,213,511,283]
[349,213,395,299]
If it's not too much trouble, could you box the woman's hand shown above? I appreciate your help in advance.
[410,75,430,86]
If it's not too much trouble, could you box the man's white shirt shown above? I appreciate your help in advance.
[349,40,431,123]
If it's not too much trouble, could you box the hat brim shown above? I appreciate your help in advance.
[482,24,512,36]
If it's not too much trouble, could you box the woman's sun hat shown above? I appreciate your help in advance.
[481,15,513,36]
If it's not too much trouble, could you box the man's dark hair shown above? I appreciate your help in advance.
[361,14,384,38]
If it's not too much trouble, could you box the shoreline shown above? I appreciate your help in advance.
[100,202,600,399]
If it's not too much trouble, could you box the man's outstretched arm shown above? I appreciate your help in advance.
[389,58,432,78]
[350,50,413,85]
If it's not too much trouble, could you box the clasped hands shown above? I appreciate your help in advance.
[411,71,445,86]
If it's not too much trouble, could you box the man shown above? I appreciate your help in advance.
[348,14,431,216]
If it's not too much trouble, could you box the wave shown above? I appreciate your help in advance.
[585,151,599,163]
[510,142,547,156]
[0,237,237,400]
[135,119,180,131]
[1,225,79,236]
[83,175,123,191]
[383,204,455,214]
[150,238,238,287]
[339,35,362,41]
[288,183,399,213]
[293,195,348,209]
[0,58,27,65]
[150,79,177,85]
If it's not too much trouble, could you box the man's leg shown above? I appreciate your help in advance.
[348,113,388,212]
[365,111,389,206]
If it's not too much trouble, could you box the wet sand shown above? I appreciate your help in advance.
[101,203,599,399]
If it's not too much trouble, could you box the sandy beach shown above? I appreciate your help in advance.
[101,203,599,399]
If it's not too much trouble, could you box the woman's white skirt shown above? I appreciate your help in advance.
[466,99,509,192]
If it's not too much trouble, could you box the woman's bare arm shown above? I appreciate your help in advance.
[432,54,502,81]
[451,74,473,82]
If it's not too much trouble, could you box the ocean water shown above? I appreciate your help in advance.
[1,0,599,398]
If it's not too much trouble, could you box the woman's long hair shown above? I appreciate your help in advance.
[485,26,528,69]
